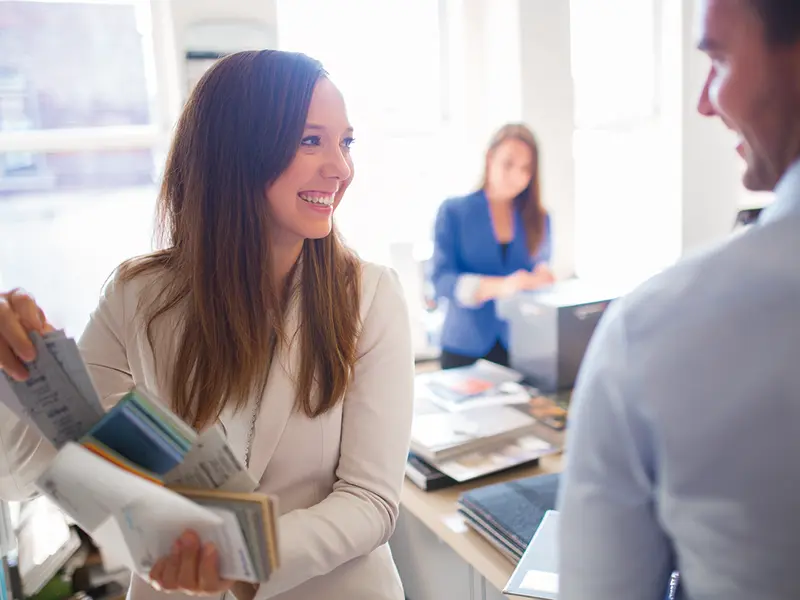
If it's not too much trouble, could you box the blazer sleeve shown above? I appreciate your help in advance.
[431,199,460,300]
[0,274,134,501]
[254,267,414,599]
[431,199,486,308]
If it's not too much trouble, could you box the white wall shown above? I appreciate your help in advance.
[153,0,277,127]
[672,0,743,254]
[437,0,525,198]
[518,0,576,278]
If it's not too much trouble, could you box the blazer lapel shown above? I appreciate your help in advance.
[477,192,505,273]
[245,283,303,485]
[248,294,300,482]
[510,208,531,268]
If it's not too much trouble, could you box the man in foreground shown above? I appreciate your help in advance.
[558,1,800,598]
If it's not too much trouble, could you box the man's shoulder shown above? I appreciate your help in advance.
[615,219,800,358]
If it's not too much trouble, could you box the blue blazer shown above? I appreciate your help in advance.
[431,190,552,357]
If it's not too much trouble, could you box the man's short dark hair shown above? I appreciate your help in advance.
[748,0,800,45]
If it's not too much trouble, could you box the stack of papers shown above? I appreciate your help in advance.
[175,488,279,581]
[84,388,194,476]
[410,405,540,463]
[418,360,531,412]
[407,385,560,486]
[0,331,279,583]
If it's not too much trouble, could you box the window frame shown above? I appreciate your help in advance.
[0,0,179,157]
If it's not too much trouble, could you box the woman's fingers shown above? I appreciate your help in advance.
[0,339,28,382]
[198,542,231,593]
[0,293,35,359]
[0,291,38,381]
[0,289,56,381]
[147,530,234,596]
[176,531,202,591]
[9,290,49,334]
[157,538,184,591]
[148,558,167,590]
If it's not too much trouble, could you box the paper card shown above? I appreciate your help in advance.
[442,513,468,534]
[37,443,260,582]
[118,500,257,582]
[93,516,136,572]
[36,446,112,532]
[87,401,184,475]
[520,570,559,594]
[3,333,102,447]
[165,425,257,493]
[36,443,188,531]
[42,331,104,414]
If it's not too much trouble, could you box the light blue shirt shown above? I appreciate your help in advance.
[558,159,800,600]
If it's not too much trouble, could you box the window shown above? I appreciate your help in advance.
[570,0,680,286]
[569,0,658,129]
[0,0,158,131]
[0,0,167,337]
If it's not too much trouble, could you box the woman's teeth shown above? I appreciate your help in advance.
[299,193,334,206]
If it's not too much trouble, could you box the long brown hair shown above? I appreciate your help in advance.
[482,123,547,256]
[119,50,361,429]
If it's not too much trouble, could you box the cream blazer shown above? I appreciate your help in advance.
[0,261,415,600]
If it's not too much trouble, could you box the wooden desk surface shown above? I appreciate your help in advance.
[400,453,563,593]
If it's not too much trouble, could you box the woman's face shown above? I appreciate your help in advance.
[266,78,354,246]
[486,138,534,202]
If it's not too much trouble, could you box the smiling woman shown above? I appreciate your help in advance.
[267,79,355,249]
[0,50,414,600]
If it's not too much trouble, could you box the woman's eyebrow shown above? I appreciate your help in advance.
[305,123,354,134]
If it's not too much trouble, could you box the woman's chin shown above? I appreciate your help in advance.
[302,223,334,240]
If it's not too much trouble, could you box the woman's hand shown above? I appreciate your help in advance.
[533,263,556,284]
[148,530,235,596]
[502,270,534,296]
[504,267,552,294]
[0,289,54,381]
[529,263,556,287]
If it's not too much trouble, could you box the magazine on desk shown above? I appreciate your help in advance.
[0,331,279,583]
[408,389,560,486]
[417,359,530,412]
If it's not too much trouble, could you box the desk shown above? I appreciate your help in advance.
[392,454,563,600]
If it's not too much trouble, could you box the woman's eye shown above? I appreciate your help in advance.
[342,137,356,149]
[301,135,322,147]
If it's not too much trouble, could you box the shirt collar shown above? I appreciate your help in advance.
[758,158,800,225]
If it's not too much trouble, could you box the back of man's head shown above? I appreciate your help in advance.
[749,0,800,45]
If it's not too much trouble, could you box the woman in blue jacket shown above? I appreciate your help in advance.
[431,123,554,369]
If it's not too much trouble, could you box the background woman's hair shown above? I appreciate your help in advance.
[481,123,548,256]
[119,49,361,429]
